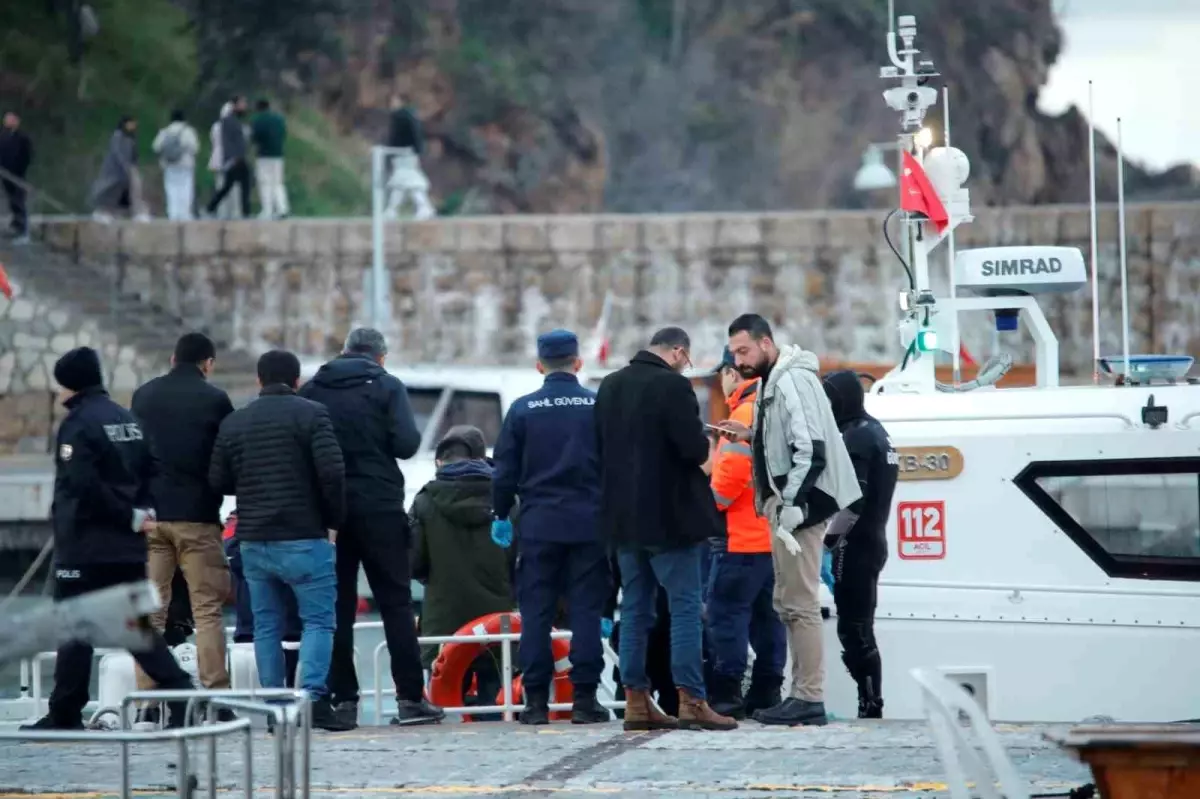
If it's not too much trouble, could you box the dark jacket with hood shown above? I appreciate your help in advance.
[821,370,898,557]
[410,458,514,667]
[52,386,156,567]
[299,354,422,512]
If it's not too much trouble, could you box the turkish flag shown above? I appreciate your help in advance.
[597,337,611,367]
[899,151,949,234]
[0,263,12,300]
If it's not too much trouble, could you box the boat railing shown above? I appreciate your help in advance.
[11,625,628,727]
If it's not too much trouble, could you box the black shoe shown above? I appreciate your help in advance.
[335,701,359,727]
[859,698,884,719]
[752,697,828,727]
[519,691,550,726]
[570,686,609,724]
[214,707,238,723]
[165,701,190,729]
[137,704,162,727]
[744,676,783,718]
[708,676,746,721]
[20,714,84,731]
[312,698,357,732]
[390,698,444,726]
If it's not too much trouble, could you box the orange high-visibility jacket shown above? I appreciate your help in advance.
[710,379,771,553]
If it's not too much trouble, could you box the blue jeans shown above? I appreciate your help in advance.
[706,552,786,682]
[241,539,337,700]
[617,544,706,698]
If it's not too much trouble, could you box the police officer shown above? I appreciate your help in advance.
[492,329,610,725]
[22,347,194,731]
[821,370,899,719]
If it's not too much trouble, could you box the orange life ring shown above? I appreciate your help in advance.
[427,612,574,722]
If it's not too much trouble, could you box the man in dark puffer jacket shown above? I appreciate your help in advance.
[209,350,350,731]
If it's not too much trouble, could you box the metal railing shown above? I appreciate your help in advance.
[0,714,254,799]
[120,688,312,799]
[15,620,628,725]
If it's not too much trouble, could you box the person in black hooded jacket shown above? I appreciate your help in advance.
[821,370,898,719]
[298,327,443,728]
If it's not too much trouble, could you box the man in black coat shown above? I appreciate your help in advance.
[131,332,234,698]
[0,110,33,240]
[822,370,899,719]
[209,349,351,731]
[22,347,194,731]
[595,326,735,732]
[297,328,443,727]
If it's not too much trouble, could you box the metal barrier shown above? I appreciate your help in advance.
[0,716,253,799]
[120,688,312,799]
[17,621,628,725]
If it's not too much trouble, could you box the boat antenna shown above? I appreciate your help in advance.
[1087,80,1101,385]
[944,84,961,385]
[1116,116,1131,381]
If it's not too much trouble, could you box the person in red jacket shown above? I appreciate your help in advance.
[705,348,787,720]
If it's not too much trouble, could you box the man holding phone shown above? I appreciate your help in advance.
[717,314,861,727]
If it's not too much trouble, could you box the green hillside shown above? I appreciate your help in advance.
[0,0,369,217]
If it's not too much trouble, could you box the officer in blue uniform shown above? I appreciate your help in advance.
[492,329,611,725]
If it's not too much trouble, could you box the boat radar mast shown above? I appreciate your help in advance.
[871,14,1086,395]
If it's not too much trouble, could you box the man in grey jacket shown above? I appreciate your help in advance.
[205,95,251,218]
[718,313,861,726]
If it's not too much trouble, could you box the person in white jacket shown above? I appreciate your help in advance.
[716,313,862,728]
[152,110,200,221]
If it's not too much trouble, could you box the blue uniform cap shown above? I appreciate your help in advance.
[537,329,579,361]
[706,346,737,376]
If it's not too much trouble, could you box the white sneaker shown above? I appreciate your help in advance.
[91,211,114,224]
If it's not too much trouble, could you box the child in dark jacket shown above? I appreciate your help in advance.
[410,426,515,716]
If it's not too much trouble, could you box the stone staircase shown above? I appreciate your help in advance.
[0,229,260,397]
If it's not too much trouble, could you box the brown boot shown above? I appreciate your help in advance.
[677,688,738,731]
[622,689,679,732]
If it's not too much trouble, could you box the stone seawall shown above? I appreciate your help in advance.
[37,203,1200,374]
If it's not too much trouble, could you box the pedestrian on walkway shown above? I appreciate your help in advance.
[152,110,200,221]
[704,347,786,721]
[595,326,736,732]
[251,99,289,219]
[0,110,33,242]
[209,349,352,732]
[91,116,149,222]
[717,314,861,727]
[207,103,240,219]
[205,96,251,219]
[130,333,235,705]
[383,94,435,220]
[492,329,611,726]
[22,347,194,731]
[822,370,898,719]
[298,328,443,728]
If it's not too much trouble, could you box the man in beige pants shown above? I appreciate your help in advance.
[130,334,235,714]
[718,313,861,727]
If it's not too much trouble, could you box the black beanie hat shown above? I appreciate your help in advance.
[53,347,104,392]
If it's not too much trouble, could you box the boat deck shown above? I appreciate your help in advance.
[0,719,1093,798]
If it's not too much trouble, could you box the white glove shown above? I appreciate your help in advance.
[774,505,805,556]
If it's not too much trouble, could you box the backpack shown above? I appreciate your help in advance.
[160,130,185,164]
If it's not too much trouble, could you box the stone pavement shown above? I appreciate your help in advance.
[0,720,1093,798]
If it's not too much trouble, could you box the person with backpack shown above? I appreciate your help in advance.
[152,109,200,220]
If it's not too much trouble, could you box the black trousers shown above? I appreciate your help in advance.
[327,511,425,705]
[3,178,27,234]
[831,540,886,696]
[206,159,252,217]
[49,563,193,724]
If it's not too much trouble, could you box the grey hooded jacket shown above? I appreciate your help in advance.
[751,345,862,529]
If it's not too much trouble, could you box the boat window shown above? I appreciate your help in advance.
[434,390,504,447]
[406,388,443,437]
[1014,458,1200,581]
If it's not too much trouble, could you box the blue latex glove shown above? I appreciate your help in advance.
[491,518,513,549]
[820,549,835,593]
[600,618,614,639]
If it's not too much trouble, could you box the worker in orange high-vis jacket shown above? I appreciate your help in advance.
[704,347,787,721]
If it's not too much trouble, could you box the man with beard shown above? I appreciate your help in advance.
[595,326,735,731]
[716,314,860,727]
[821,370,897,719]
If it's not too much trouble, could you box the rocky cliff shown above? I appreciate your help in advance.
[312,0,1196,215]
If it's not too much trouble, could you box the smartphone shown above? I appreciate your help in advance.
[704,423,726,434]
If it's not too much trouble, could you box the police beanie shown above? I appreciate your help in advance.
[53,347,104,392]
